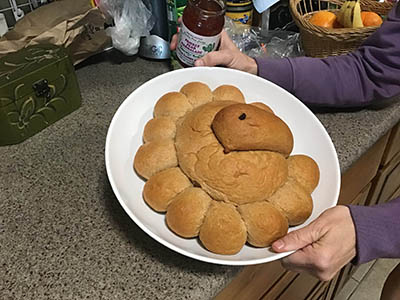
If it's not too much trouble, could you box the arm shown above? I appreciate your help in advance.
[348,197,400,264]
[257,3,400,107]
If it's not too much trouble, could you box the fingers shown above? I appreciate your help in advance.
[219,30,239,51]
[272,221,321,253]
[281,249,338,281]
[170,34,178,51]
[273,206,357,282]
[194,50,234,67]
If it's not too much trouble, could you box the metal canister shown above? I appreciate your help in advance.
[226,1,253,26]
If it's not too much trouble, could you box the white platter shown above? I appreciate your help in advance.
[105,67,341,266]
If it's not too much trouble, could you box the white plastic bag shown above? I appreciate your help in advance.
[99,0,154,55]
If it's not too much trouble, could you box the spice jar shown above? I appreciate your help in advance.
[176,0,226,67]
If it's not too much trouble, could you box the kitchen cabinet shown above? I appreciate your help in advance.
[216,121,400,300]
[367,122,400,206]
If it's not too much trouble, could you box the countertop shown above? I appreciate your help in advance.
[1,53,400,300]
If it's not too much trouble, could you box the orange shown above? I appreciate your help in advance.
[309,11,337,28]
[361,11,383,27]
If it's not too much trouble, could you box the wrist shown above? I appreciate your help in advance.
[244,56,258,75]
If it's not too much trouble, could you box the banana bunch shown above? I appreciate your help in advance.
[337,0,364,28]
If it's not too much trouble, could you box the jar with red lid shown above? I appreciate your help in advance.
[176,0,226,67]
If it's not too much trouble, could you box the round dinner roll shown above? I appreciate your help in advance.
[238,201,288,247]
[134,139,178,179]
[166,187,212,238]
[154,92,192,122]
[180,82,213,108]
[267,178,313,226]
[287,155,320,194]
[212,85,245,103]
[212,103,293,156]
[143,167,192,212]
[143,117,176,142]
[199,201,247,255]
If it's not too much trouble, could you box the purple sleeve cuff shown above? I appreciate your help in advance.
[347,197,400,265]
[255,57,294,93]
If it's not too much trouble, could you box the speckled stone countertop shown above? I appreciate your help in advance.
[1,52,400,300]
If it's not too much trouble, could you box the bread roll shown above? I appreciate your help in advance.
[268,178,313,226]
[134,139,178,179]
[166,187,212,238]
[180,82,213,108]
[238,201,288,247]
[199,201,247,255]
[250,102,274,114]
[212,103,293,156]
[287,155,320,194]
[134,81,321,255]
[175,101,289,205]
[195,147,288,205]
[154,92,192,121]
[143,167,192,212]
[143,117,176,142]
[213,85,245,103]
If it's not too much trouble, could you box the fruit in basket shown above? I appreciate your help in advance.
[337,0,364,28]
[361,11,383,26]
[309,11,337,28]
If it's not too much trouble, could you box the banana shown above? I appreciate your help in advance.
[337,2,348,25]
[352,0,364,28]
[337,0,364,28]
[343,0,356,28]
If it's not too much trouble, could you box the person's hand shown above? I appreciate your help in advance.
[170,30,258,75]
[271,205,357,281]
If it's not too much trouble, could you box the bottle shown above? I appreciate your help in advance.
[176,0,226,68]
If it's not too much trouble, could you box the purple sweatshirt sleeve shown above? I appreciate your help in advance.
[347,197,400,265]
[255,3,400,107]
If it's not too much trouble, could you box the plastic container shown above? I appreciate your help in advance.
[226,0,254,26]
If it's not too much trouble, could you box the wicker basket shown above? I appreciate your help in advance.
[289,0,394,57]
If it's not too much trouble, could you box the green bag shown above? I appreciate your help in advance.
[0,44,82,146]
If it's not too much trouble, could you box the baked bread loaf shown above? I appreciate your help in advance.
[180,82,213,108]
[143,117,176,142]
[154,92,192,121]
[199,201,247,255]
[212,85,245,103]
[166,187,212,238]
[238,201,288,247]
[212,103,293,155]
[143,167,192,212]
[133,82,320,255]
[287,155,320,194]
[134,139,177,179]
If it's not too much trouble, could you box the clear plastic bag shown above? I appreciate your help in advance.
[224,17,304,58]
[98,0,154,55]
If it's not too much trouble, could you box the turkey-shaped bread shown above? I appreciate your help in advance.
[134,82,320,255]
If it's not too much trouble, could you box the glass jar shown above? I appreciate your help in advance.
[176,0,226,67]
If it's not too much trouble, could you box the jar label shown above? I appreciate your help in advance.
[176,22,221,67]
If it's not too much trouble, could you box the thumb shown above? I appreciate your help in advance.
[195,50,234,67]
[272,223,320,253]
